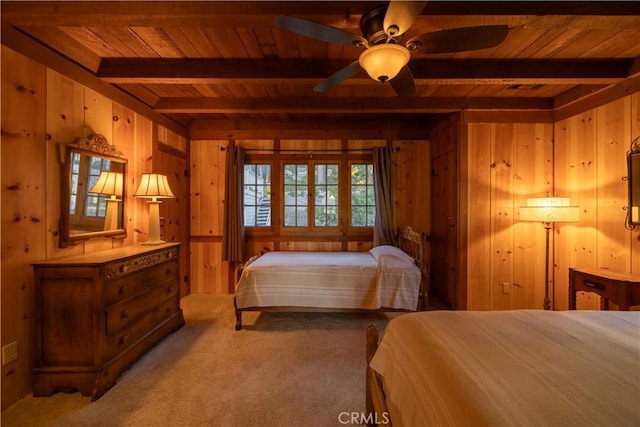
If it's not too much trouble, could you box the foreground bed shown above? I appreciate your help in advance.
[366,310,640,426]
[234,227,427,330]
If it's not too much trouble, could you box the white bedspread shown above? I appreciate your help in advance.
[370,310,640,427]
[234,247,421,310]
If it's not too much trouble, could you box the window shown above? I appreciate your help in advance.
[351,164,376,227]
[243,164,271,226]
[283,164,308,227]
[243,158,375,231]
[314,164,339,227]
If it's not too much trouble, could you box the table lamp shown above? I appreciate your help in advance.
[134,173,174,245]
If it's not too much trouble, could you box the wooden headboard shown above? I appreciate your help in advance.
[398,226,429,310]
[398,226,426,269]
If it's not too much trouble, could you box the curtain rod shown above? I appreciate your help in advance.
[221,147,398,153]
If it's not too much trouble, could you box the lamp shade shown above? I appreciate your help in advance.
[519,197,579,223]
[134,173,175,199]
[89,171,123,197]
[359,44,410,82]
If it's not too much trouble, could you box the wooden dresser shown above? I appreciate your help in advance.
[32,243,184,401]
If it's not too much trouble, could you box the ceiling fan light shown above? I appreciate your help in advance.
[359,44,410,83]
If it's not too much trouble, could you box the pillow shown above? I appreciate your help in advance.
[369,245,415,265]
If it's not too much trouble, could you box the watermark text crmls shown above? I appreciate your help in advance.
[338,411,390,425]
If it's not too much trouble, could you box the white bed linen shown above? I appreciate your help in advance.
[370,310,640,427]
[234,249,420,310]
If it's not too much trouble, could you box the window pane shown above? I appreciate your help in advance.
[297,207,307,227]
[315,186,326,205]
[284,206,296,226]
[352,206,366,227]
[327,164,339,184]
[315,206,325,227]
[244,206,256,227]
[326,206,338,226]
[327,185,338,206]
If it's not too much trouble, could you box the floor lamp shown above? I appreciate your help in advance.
[89,171,123,230]
[519,197,579,310]
[134,173,175,245]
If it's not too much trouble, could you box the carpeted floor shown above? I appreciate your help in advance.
[2,294,403,427]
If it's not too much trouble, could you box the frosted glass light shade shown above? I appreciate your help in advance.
[89,171,123,197]
[134,173,174,199]
[519,197,579,223]
[359,44,410,82]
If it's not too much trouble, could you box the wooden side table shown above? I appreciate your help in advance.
[569,267,640,310]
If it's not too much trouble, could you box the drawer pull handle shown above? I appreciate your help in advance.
[121,310,129,319]
[167,287,173,294]
[165,269,171,276]
[119,285,128,295]
[584,281,605,291]
[119,335,129,345]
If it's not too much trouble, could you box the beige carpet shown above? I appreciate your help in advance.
[2,294,401,427]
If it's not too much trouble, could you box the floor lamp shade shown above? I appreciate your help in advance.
[519,197,579,310]
[519,197,580,223]
[134,173,175,245]
[89,171,123,230]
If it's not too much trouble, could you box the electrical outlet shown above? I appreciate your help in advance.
[2,341,18,365]
[501,282,511,294]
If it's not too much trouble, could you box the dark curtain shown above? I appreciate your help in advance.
[222,145,245,262]
[373,146,396,246]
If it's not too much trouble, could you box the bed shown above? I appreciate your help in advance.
[366,310,640,427]
[233,227,427,330]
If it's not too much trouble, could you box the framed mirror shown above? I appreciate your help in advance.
[59,134,127,247]
[628,136,640,228]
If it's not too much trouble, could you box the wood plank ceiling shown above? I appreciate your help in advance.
[2,1,640,131]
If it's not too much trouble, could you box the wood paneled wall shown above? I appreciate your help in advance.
[464,94,638,311]
[189,138,430,294]
[465,121,554,310]
[554,94,640,310]
[1,47,188,409]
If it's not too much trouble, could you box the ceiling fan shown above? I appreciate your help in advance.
[275,0,509,96]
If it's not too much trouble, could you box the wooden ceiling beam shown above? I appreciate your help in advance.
[189,118,430,140]
[155,96,552,114]
[99,58,631,86]
[554,75,640,121]
[3,2,638,27]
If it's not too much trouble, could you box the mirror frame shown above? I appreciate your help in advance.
[59,134,127,247]
[627,136,640,229]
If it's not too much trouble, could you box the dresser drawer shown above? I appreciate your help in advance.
[105,260,178,305]
[104,297,179,361]
[104,247,178,282]
[105,278,179,335]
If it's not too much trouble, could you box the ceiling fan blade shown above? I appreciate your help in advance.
[408,25,510,54]
[275,15,366,47]
[389,65,416,97]
[383,1,428,37]
[313,61,362,93]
